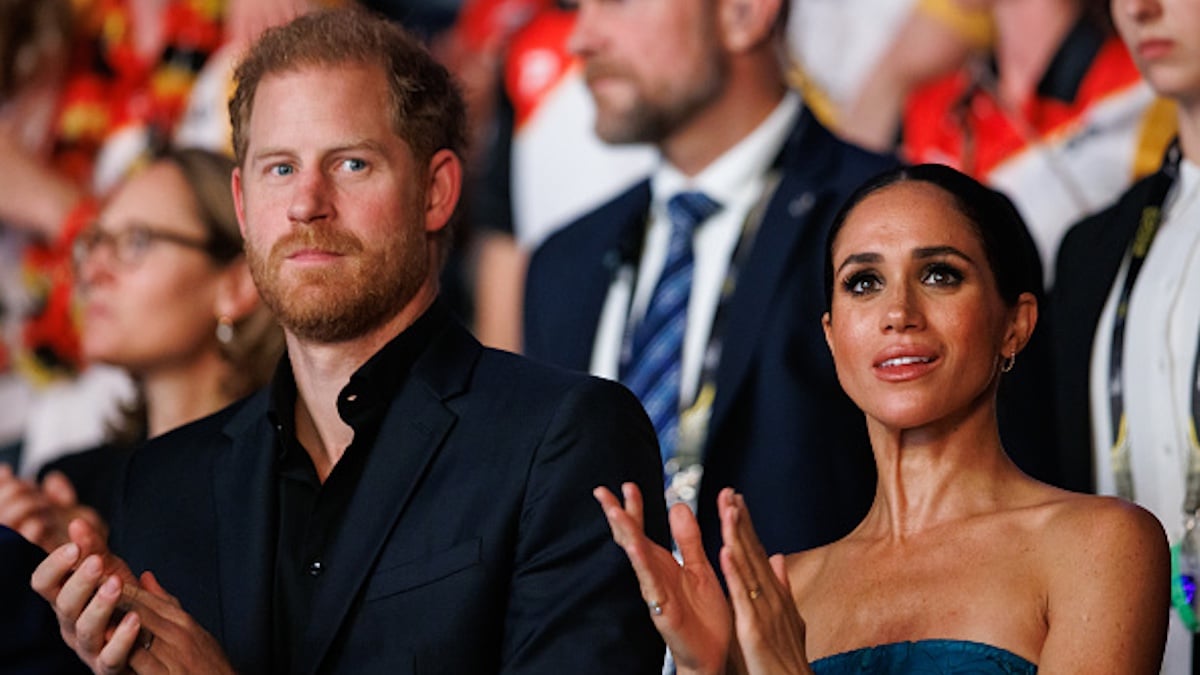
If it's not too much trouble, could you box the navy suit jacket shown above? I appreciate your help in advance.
[1051,171,1160,492]
[525,110,894,565]
[111,314,669,674]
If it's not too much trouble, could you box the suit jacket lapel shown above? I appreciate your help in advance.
[297,322,477,674]
[708,110,838,434]
[213,392,278,672]
[551,181,651,371]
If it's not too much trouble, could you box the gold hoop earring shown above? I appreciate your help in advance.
[216,315,234,345]
[1000,352,1016,373]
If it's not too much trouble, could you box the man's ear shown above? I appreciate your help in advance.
[232,167,248,240]
[424,149,462,234]
[718,0,782,52]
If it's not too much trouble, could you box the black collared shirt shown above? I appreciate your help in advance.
[266,301,446,671]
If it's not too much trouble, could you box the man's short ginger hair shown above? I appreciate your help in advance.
[229,8,467,170]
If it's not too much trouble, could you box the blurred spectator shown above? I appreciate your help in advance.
[0,0,72,465]
[832,0,994,150]
[469,4,655,350]
[1053,0,1200,671]
[430,0,552,343]
[901,0,1171,279]
[0,148,282,553]
[1,0,323,476]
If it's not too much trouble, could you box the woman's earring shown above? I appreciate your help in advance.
[216,315,234,345]
[1000,352,1016,373]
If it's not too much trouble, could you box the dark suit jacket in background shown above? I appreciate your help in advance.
[1051,171,1158,492]
[525,109,1061,568]
[525,110,891,565]
[111,316,669,674]
[0,526,90,675]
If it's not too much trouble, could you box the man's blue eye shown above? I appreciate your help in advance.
[270,164,294,176]
[343,158,367,171]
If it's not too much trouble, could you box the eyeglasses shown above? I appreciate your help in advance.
[73,222,215,271]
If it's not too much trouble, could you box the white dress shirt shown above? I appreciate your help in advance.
[589,92,802,405]
[1090,158,1200,675]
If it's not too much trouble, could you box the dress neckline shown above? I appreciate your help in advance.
[811,638,1036,670]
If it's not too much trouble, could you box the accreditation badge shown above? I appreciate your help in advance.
[1172,515,1200,632]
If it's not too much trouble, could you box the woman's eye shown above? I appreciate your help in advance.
[843,272,881,296]
[922,263,964,287]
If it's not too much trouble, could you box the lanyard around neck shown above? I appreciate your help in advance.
[1106,139,1200,514]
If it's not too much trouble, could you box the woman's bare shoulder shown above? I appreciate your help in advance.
[1022,491,1170,671]
[1025,488,1168,591]
[1030,489,1165,549]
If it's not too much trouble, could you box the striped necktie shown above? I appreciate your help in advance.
[622,191,721,465]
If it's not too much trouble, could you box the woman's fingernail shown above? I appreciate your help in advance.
[101,575,120,597]
[60,543,79,561]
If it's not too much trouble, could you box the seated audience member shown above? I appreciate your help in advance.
[470,3,657,350]
[833,0,994,150]
[0,148,282,552]
[524,0,895,578]
[31,10,667,674]
[902,0,1170,276]
[7,0,325,476]
[0,524,88,674]
[597,164,1169,674]
[4,0,228,471]
[1053,0,1200,671]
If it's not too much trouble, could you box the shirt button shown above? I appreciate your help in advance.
[345,393,358,403]
[308,561,324,577]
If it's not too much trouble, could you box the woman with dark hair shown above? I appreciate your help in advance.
[0,148,283,551]
[596,164,1169,674]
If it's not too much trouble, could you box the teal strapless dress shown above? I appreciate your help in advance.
[810,639,1036,674]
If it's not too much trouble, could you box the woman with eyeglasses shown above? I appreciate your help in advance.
[0,148,283,552]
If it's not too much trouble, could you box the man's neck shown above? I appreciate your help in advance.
[660,70,787,177]
[286,283,438,481]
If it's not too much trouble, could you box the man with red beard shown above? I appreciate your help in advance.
[29,9,668,674]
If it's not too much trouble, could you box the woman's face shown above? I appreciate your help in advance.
[822,181,1032,431]
[77,162,226,375]
[1113,0,1200,102]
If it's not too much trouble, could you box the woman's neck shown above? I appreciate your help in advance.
[991,0,1082,107]
[859,399,1024,541]
[140,350,234,438]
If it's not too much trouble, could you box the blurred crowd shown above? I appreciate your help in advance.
[0,0,1194,672]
